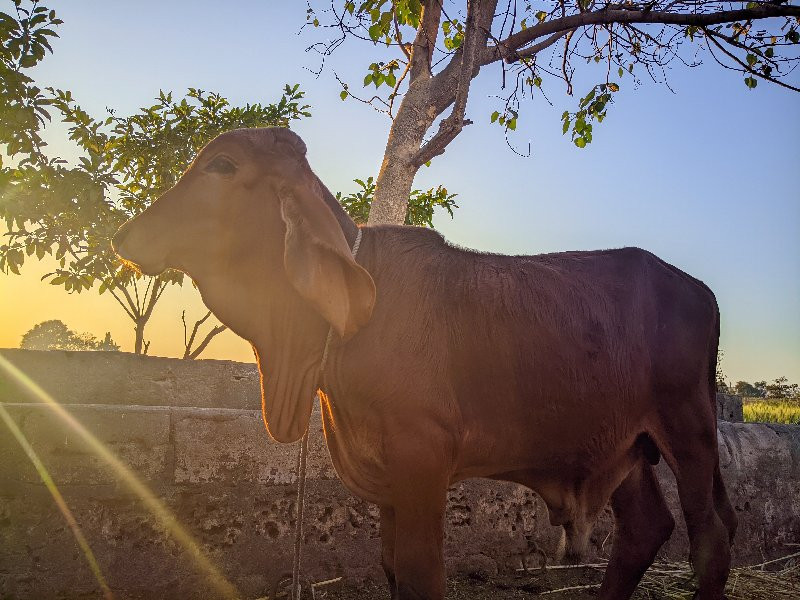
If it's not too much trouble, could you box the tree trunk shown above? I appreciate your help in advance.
[133,319,146,355]
[368,81,436,226]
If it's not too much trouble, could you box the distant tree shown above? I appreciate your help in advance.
[20,319,118,351]
[753,380,769,397]
[734,380,763,398]
[96,331,120,352]
[765,376,799,399]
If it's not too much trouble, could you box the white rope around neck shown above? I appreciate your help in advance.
[291,227,363,600]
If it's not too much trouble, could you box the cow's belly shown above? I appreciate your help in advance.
[453,399,646,528]
[451,381,649,484]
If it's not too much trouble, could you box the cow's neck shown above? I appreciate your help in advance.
[313,174,359,248]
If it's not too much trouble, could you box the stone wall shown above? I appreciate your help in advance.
[1,349,798,599]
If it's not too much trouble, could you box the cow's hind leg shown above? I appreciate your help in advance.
[654,398,731,600]
[713,463,737,545]
[598,460,675,600]
[380,505,398,599]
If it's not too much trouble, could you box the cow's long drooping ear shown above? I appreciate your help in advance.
[279,180,376,339]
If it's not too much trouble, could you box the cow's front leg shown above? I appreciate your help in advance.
[393,497,447,599]
[380,505,398,599]
[390,474,448,600]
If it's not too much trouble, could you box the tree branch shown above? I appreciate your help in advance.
[479,4,800,66]
[186,325,227,360]
[409,0,444,82]
[182,309,227,359]
[705,28,800,92]
[516,30,574,63]
[183,309,210,357]
[412,0,499,167]
[394,12,411,60]
[99,257,141,321]
[142,278,165,321]
[106,286,137,322]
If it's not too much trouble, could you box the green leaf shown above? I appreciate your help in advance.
[490,110,500,123]
[507,118,517,131]
[562,118,570,135]
[535,11,547,24]
[574,138,587,148]
[340,90,348,100]
[744,76,758,89]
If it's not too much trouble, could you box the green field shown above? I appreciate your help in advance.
[742,398,800,425]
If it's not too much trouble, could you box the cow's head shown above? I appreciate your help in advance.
[113,127,375,442]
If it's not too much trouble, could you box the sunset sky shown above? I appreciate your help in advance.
[1,1,798,384]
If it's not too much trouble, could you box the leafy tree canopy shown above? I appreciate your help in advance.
[0,0,60,162]
[1,0,461,356]
[1,80,312,352]
[337,176,457,226]
[302,1,800,224]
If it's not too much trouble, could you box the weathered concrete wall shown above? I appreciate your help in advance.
[717,393,744,422]
[0,348,260,409]
[1,349,798,600]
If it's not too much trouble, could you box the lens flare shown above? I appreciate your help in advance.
[0,355,239,599]
[0,403,114,600]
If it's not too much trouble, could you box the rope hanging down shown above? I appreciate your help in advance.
[291,228,363,600]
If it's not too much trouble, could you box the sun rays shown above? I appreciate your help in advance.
[0,354,239,599]
[0,402,115,600]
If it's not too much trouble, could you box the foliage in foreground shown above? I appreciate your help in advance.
[337,176,457,227]
[1,84,311,354]
[1,1,461,357]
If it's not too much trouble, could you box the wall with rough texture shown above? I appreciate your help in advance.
[717,393,744,422]
[1,349,798,600]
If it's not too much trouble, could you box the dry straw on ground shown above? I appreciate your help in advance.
[534,549,800,598]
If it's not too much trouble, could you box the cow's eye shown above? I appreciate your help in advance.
[204,155,237,176]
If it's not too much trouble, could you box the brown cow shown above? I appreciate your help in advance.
[113,127,736,600]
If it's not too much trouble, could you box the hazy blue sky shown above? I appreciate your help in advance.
[2,1,798,383]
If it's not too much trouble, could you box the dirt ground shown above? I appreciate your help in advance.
[305,567,648,599]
